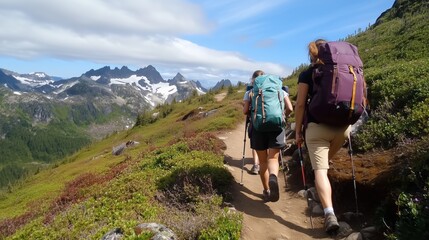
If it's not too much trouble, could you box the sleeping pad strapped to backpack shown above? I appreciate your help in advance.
[250,74,285,132]
[309,41,366,127]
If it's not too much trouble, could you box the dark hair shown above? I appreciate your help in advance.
[251,70,264,80]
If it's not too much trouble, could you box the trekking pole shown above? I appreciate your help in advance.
[297,143,307,190]
[279,148,289,189]
[298,143,313,229]
[347,133,359,215]
[240,119,249,186]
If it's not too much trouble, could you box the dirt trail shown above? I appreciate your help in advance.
[218,122,332,240]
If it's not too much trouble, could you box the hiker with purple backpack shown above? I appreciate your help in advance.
[295,39,368,233]
[243,71,293,202]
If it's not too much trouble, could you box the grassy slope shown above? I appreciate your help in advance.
[0,88,244,239]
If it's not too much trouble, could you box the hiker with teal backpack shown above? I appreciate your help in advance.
[295,39,368,233]
[243,72,293,202]
[243,70,264,175]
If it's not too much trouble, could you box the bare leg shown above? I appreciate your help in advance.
[256,150,269,190]
[267,148,280,202]
[315,168,340,232]
[267,148,280,176]
[314,169,332,209]
[252,149,260,165]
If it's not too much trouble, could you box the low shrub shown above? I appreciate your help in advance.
[353,59,429,151]
[144,140,238,239]
[376,137,429,240]
[199,209,242,240]
[352,101,406,151]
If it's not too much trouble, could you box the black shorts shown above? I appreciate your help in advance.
[250,128,285,150]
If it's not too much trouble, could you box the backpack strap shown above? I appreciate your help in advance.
[259,89,265,123]
[252,91,259,126]
[248,91,253,122]
[348,65,358,118]
[277,89,286,126]
[363,76,369,109]
[332,65,338,93]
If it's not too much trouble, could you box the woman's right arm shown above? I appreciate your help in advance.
[243,100,250,115]
[295,83,309,146]
[243,91,251,115]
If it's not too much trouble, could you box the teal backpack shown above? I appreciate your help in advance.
[250,74,285,132]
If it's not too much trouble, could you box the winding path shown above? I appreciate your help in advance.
[218,121,332,240]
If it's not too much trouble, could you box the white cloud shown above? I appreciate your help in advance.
[0,0,290,85]
[0,0,209,35]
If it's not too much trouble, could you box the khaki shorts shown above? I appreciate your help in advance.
[305,123,351,170]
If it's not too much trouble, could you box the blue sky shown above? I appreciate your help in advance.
[0,0,394,87]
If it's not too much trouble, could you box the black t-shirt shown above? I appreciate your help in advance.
[297,67,318,124]
[298,67,314,94]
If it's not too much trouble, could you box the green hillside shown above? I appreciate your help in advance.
[0,87,244,239]
[343,7,429,238]
[0,89,136,190]
[347,0,429,151]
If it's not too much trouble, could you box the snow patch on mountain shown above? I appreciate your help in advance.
[13,75,54,87]
[30,72,47,78]
[90,76,101,81]
[53,81,79,94]
[152,82,177,100]
[110,75,146,89]
[196,87,205,94]
[107,74,178,100]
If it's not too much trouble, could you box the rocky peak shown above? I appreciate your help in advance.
[83,66,111,77]
[135,65,164,84]
[110,66,133,78]
[211,79,232,91]
[169,73,186,84]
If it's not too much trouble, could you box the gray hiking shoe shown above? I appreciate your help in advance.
[324,213,340,233]
[262,189,270,202]
[268,174,279,202]
[250,164,260,175]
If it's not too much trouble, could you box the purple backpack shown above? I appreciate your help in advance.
[308,41,366,127]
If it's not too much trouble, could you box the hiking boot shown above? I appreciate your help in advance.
[250,164,260,175]
[268,174,279,202]
[324,213,340,233]
[262,189,270,202]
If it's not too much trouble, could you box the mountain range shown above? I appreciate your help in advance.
[0,65,212,139]
[0,65,207,108]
